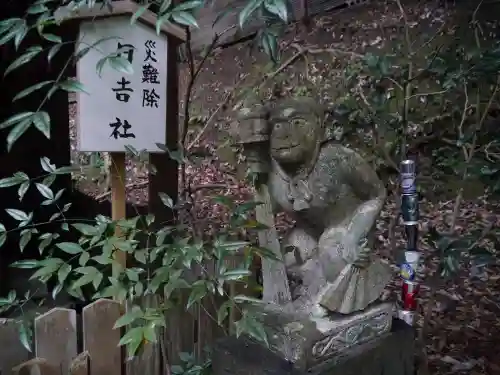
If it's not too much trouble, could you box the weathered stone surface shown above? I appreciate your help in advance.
[212,319,415,375]
[234,98,392,316]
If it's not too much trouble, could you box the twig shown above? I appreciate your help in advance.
[186,82,245,151]
[290,42,363,58]
[405,89,448,100]
[179,25,236,203]
[395,0,413,159]
[260,42,363,88]
[96,182,230,201]
[357,84,399,172]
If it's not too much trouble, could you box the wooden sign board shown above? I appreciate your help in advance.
[69,0,186,153]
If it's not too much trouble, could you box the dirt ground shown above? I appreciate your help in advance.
[70,1,500,373]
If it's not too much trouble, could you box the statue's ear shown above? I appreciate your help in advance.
[232,105,271,144]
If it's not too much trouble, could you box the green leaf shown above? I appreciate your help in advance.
[178,352,193,363]
[13,80,54,101]
[18,321,32,352]
[10,260,38,269]
[27,3,49,15]
[0,18,20,35]
[108,55,134,75]
[58,78,88,93]
[235,313,268,346]
[6,208,29,221]
[19,213,33,228]
[221,269,251,281]
[131,4,150,24]
[159,192,174,208]
[32,111,50,139]
[232,295,266,304]
[0,19,25,47]
[263,0,288,22]
[114,305,143,329]
[39,233,58,254]
[143,324,157,343]
[56,242,84,255]
[239,0,264,29]
[78,251,90,266]
[171,11,199,28]
[171,365,184,375]
[0,176,24,188]
[72,223,98,236]
[40,156,56,173]
[35,183,54,200]
[72,272,96,289]
[126,338,143,360]
[252,246,281,261]
[260,30,279,62]
[13,21,28,50]
[217,240,249,252]
[35,11,55,35]
[57,263,71,284]
[19,229,33,253]
[7,118,33,151]
[186,283,207,310]
[42,174,56,189]
[5,46,43,76]
[92,271,103,290]
[53,188,65,202]
[217,300,231,325]
[48,43,62,62]
[173,0,203,11]
[29,258,63,280]
[159,0,172,13]
[0,111,34,130]
[52,283,63,300]
[118,326,144,346]
[41,33,61,43]
[13,171,29,181]
[0,232,7,249]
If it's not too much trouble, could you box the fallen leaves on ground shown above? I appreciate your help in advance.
[69,1,500,374]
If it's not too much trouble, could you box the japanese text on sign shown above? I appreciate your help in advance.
[77,18,168,152]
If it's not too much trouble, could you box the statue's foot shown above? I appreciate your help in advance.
[318,259,391,314]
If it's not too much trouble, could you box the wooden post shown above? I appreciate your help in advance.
[110,152,127,276]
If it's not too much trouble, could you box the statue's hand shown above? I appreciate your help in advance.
[352,238,372,269]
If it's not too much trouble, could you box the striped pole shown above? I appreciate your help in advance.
[398,159,421,326]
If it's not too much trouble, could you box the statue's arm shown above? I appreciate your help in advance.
[342,150,386,242]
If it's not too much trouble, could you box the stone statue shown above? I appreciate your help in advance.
[233,98,395,370]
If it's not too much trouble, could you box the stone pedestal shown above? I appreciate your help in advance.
[212,319,415,375]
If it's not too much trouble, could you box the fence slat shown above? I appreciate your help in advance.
[126,296,160,375]
[165,291,197,365]
[12,358,58,375]
[83,299,121,375]
[35,307,77,373]
[126,342,159,375]
[0,319,31,375]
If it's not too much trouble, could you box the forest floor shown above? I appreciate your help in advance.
[69,0,500,374]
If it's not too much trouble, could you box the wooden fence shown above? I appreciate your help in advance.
[0,298,219,375]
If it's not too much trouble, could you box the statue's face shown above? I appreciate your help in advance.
[270,108,319,165]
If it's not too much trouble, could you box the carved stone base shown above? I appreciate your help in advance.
[212,319,415,375]
[251,302,394,370]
